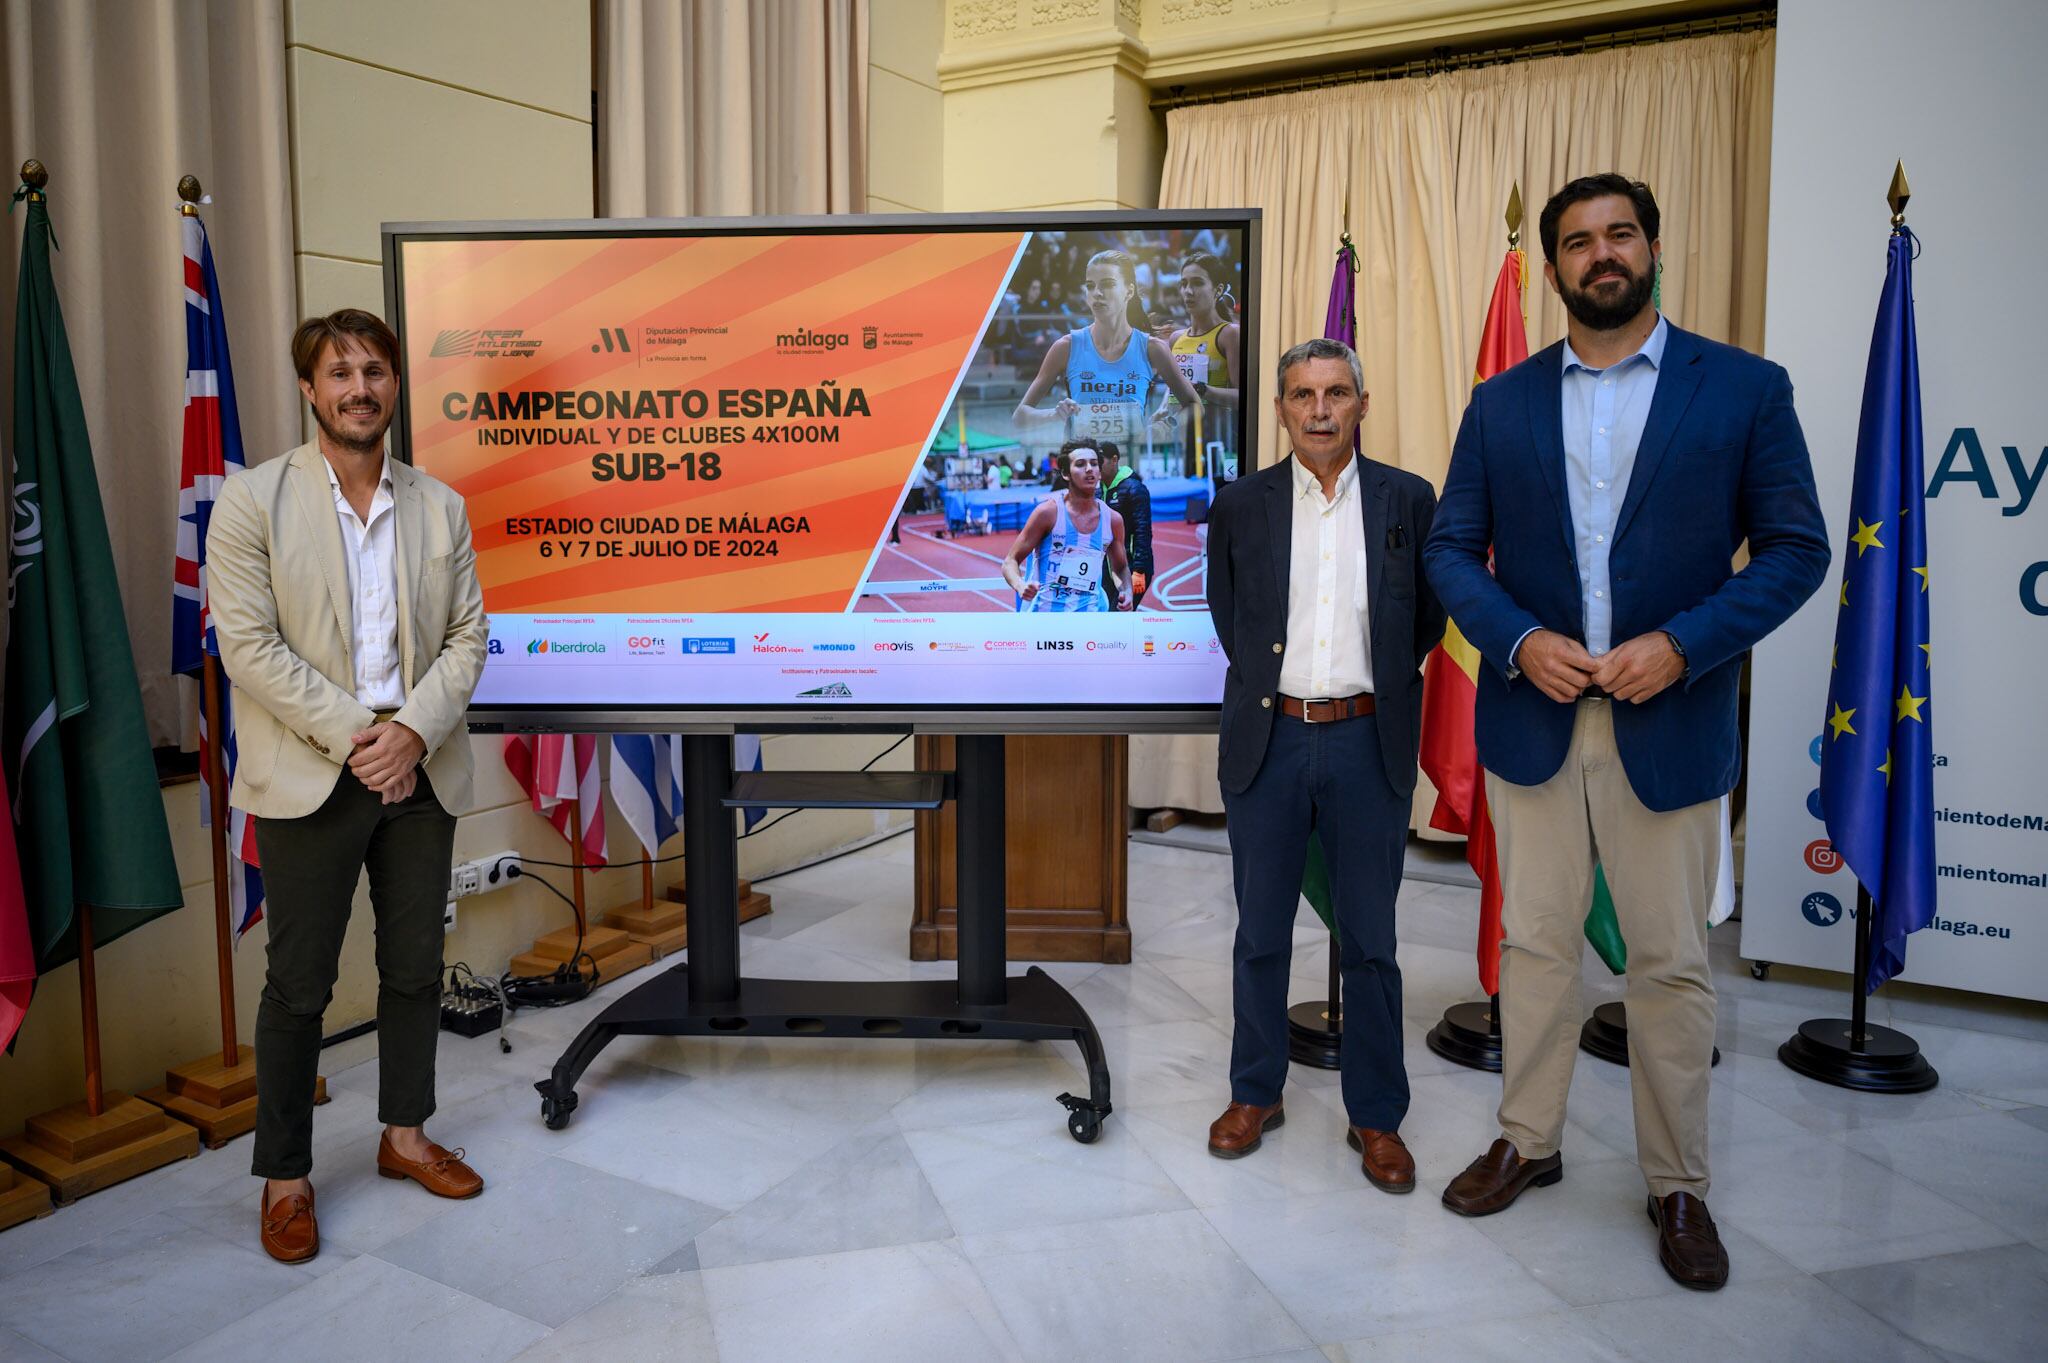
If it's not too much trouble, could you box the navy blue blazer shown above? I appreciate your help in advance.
[1208,455,1447,797]
[1421,324,1830,813]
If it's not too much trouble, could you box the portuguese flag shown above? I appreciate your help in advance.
[4,184,183,993]
[1421,248,1628,994]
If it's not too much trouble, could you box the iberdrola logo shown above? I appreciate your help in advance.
[528,639,606,655]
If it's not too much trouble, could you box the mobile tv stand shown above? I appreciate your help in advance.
[535,735,1114,1142]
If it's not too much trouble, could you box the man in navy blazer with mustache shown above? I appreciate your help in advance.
[1423,174,1828,1289]
[1205,337,1446,1191]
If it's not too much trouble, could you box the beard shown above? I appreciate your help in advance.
[1558,260,1654,331]
[312,399,393,456]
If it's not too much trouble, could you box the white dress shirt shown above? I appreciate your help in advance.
[325,454,404,709]
[1278,454,1374,699]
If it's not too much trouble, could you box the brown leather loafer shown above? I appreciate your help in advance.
[1649,1192,1730,1290]
[376,1133,484,1199]
[260,1186,318,1263]
[1207,1101,1285,1158]
[1440,1138,1563,1216]
[1346,1127,1416,1193]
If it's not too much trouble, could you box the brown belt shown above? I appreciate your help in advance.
[1278,693,1376,723]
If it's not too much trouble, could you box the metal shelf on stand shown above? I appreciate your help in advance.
[536,735,1114,1143]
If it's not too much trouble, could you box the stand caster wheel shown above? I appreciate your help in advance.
[1067,1109,1102,1144]
[1750,961,1772,981]
[539,1090,577,1130]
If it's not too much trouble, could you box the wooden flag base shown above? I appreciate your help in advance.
[140,1049,329,1149]
[0,1092,198,1205]
[602,878,771,958]
[509,923,656,984]
[0,1163,54,1232]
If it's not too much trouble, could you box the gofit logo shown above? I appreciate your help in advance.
[626,635,667,655]
[431,327,541,359]
[1036,640,1073,651]
[775,327,849,351]
[872,641,915,651]
[1804,839,1843,874]
[528,639,605,655]
[1801,891,1845,928]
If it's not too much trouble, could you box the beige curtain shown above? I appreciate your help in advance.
[1134,29,1776,816]
[598,0,868,216]
[0,0,299,747]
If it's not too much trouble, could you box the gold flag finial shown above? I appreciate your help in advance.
[1887,160,1910,230]
[19,158,48,200]
[1506,181,1524,249]
[177,175,204,216]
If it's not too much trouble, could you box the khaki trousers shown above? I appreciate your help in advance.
[1488,699,1722,1197]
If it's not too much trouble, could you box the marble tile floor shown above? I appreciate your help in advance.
[3,835,2045,1362]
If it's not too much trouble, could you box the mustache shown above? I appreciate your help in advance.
[1583,264,1632,284]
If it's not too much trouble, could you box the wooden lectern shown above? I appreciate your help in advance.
[910,735,1130,963]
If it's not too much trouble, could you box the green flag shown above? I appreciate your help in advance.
[1301,830,1335,939]
[1584,867,1627,973]
[5,186,182,972]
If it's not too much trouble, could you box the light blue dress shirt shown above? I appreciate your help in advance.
[1512,316,1668,671]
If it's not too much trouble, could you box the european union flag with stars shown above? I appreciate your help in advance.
[1820,226,1935,995]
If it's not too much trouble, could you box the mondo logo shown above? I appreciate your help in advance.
[1803,839,1843,874]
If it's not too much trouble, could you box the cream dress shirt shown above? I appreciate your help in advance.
[1277,453,1374,699]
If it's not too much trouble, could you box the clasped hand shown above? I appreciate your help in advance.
[1515,629,1684,705]
[349,720,425,804]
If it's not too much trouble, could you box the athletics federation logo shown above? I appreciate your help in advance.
[431,327,541,359]
[798,682,853,698]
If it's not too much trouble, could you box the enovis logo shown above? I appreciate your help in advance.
[528,639,606,655]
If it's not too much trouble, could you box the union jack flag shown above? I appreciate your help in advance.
[173,211,264,938]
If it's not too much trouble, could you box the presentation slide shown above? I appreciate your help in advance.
[388,214,1254,714]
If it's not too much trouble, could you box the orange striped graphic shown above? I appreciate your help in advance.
[399,231,1025,614]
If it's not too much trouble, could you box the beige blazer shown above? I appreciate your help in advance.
[207,442,489,819]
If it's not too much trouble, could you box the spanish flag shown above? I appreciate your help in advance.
[1419,248,1527,995]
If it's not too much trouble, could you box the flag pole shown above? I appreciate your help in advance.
[1778,161,1936,1095]
[178,181,240,1064]
[77,905,103,1116]
[1425,184,1524,1074]
[201,654,239,1065]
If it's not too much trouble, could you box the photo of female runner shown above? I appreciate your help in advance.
[1012,250,1201,457]
[1164,252,1242,477]
[1000,440,1133,612]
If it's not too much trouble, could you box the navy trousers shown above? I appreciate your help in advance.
[1221,712,1410,1130]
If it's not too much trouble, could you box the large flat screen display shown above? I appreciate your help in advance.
[384,210,1258,729]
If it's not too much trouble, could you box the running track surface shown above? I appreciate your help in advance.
[855,510,1210,614]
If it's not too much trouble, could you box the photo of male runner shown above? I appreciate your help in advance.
[1001,440,1133,612]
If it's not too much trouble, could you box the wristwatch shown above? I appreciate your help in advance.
[1663,631,1688,675]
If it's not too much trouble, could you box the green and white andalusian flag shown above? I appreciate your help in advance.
[6,184,182,976]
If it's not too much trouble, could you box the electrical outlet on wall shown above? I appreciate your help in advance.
[443,901,457,934]
[448,851,523,901]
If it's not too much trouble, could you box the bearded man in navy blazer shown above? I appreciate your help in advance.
[1424,175,1828,1289]
[1204,338,1446,1191]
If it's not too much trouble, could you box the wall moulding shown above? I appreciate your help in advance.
[944,0,1710,91]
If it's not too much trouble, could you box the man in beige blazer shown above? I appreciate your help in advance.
[207,309,489,1263]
